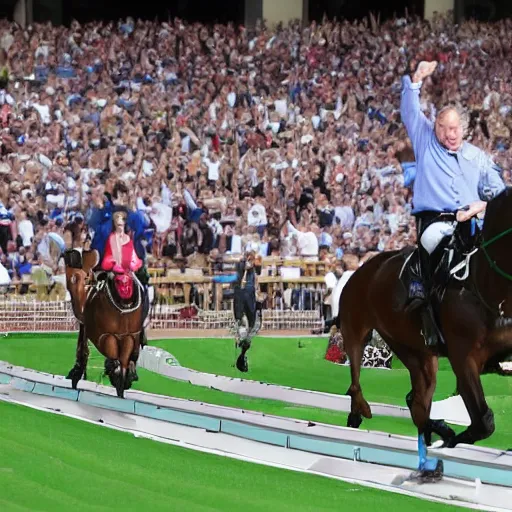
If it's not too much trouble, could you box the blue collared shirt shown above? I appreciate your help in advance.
[400,75,505,214]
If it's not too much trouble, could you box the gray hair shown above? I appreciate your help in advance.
[435,105,469,135]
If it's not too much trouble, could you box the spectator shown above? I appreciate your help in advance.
[0,12,509,288]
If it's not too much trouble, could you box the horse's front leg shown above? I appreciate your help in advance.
[66,324,89,389]
[119,335,139,392]
[407,358,444,482]
[406,390,456,446]
[443,357,495,448]
[127,338,140,386]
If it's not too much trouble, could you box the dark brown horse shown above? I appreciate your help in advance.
[64,249,144,398]
[340,187,512,480]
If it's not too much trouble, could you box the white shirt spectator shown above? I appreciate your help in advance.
[248,203,267,227]
[230,234,242,254]
[181,135,191,153]
[161,182,172,207]
[204,157,221,181]
[274,99,287,117]
[150,202,173,233]
[287,222,319,257]
[18,219,34,247]
[66,176,79,209]
[0,261,10,286]
[0,90,14,106]
[45,182,65,208]
[33,103,51,124]
[227,92,236,108]
[334,206,355,231]
[331,270,355,318]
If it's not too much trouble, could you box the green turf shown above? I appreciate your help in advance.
[154,336,459,402]
[0,334,419,438]
[156,336,512,416]
[0,334,511,449]
[0,401,460,512]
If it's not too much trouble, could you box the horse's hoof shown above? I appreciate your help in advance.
[430,419,456,443]
[124,363,139,390]
[347,412,363,429]
[409,460,444,484]
[115,378,125,397]
[441,438,456,448]
[236,355,248,373]
[129,361,138,381]
[66,365,82,389]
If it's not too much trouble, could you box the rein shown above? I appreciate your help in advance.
[480,226,512,282]
[466,225,512,320]
[87,273,143,315]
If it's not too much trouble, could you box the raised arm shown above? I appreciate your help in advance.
[400,61,437,151]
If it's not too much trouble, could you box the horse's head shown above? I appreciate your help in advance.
[114,272,134,301]
[65,266,88,322]
[64,249,100,322]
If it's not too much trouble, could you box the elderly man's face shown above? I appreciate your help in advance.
[435,109,463,152]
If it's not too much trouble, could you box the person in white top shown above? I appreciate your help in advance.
[314,254,360,334]
[17,210,34,248]
[247,199,267,229]
[286,221,319,258]
[0,260,10,287]
[203,153,224,182]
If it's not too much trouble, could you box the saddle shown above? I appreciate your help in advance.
[396,219,482,345]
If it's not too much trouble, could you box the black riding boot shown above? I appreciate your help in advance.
[404,249,427,313]
[404,247,437,346]
[418,248,438,347]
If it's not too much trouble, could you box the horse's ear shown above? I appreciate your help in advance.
[63,249,83,269]
[82,250,100,274]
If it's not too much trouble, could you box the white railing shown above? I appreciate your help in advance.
[0,298,322,333]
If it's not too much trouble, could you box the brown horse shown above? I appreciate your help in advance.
[340,187,512,481]
[64,249,144,398]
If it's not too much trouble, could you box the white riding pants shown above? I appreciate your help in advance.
[419,221,455,255]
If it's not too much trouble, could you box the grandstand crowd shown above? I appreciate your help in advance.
[0,12,511,287]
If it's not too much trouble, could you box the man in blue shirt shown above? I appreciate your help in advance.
[400,61,505,344]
